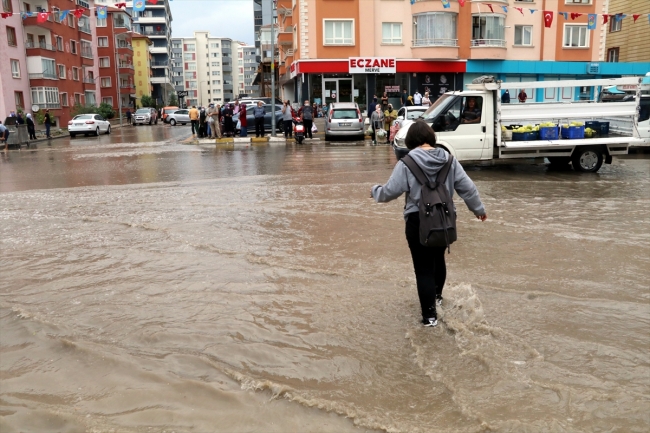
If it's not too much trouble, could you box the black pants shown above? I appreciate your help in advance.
[191,120,199,135]
[283,120,293,137]
[255,117,265,137]
[405,212,447,319]
[28,126,36,140]
[303,119,313,138]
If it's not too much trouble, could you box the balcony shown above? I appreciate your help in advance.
[222,65,232,72]
[151,61,168,68]
[34,102,61,109]
[79,23,91,34]
[223,83,233,91]
[120,83,135,93]
[413,38,458,47]
[83,77,95,89]
[76,0,89,8]
[140,29,168,37]
[470,39,507,59]
[29,72,58,80]
[81,48,93,59]
[150,46,168,54]
[119,63,135,71]
[25,41,56,56]
[277,31,292,46]
[117,43,133,54]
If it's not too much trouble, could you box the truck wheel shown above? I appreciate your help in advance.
[571,148,603,173]
[547,157,571,166]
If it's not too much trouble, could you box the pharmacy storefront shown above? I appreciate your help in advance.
[289,58,466,114]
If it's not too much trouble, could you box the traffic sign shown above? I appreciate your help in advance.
[177,91,188,97]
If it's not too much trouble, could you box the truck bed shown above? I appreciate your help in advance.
[498,136,641,159]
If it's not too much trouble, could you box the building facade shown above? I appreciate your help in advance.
[0,0,102,126]
[1,0,32,118]
[123,0,173,105]
[96,7,135,115]
[131,33,153,107]
[237,43,259,97]
[171,32,245,107]
[276,0,649,112]
[603,0,650,63]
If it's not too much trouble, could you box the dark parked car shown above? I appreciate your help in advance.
[233,104,284,134]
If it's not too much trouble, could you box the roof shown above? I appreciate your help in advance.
[131,32,153,45]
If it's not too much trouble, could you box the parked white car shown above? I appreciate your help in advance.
[68,114,111,137]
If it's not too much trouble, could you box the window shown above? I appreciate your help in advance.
[102,97,113,105]
[3,0,13,12]
[15,92,24,111]
[98,37,109,47]
[211,52,220,58]
[184,53,195,61]
[609,17,622,32]
[607,47,619,62]
[212,80,221,85]
[184,72,195,79]
[563,25,588,48]
[31,87,60,108]
[81,40,92,58]
[61,92,68,107]
[72,67,79,80]
[42,59,56,79]
[56,36,63,51]
[67,13,74,27]
[101,77,111,87]
[382,23,402,44]
[85,92,96,106]
[565,0,590,3]
[74,93,81,105]
[210,42,220,48]
[11,59,20,78]
[212,71,221,76]
[58,64,66,79]
[70,40,77,54]
[6,26,16,46]
[184,43,195,51]
[99,57,110,67]
[472,15,505,46]
[97,17,106,27]
[324,20,354,45]
[514,25,533,46]
[413,12,457,46]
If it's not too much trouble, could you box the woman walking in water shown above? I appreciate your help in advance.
[370,120,487,327]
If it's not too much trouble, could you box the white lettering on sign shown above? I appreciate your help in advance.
[349,57,396,74]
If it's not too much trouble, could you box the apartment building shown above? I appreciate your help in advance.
[0,0,101,126]
[122,0,173,105]
[132,33,153,104]
[96,7,136,115]
[237,43,259,97]
[276,0,649,112]
[172,32,242,107]
[603,0,650,62]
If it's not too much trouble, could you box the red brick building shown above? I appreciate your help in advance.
[96,6,135,116]
[20,0,100,126]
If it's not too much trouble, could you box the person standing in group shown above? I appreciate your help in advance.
[209,104,221,139]
[518,89,528,103]
[282,100,294,139]
[370,104,384,145]
[413,90,423,106]
[26,114,37,140]
[126,108,132,125]
[367,97,378,121]
[383,103,398,144]
[406,95,414,106]
[0,121,9,151]
[381,92,389,111]
[253,101,265,137]
[299,100,314,140]
[222,104,234,137]
[189,105,200,136]
[370,120,487,327]
[199,106,207,138]
[44,109,52,139]
[16,112,24,125]
[422,92,431,108]
[401,89,408,107]
[239,103,248,137]
[501,90,511,104]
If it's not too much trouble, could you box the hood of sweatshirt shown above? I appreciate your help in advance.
[406,147,449,181]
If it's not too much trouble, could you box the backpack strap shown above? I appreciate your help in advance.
[402,153,454,187]
[436,154,454,185]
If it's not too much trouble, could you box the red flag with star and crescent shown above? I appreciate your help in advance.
[543,11,554,28]
[37,12,49,22]
[603,14,609,24]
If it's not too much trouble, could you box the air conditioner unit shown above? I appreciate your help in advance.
[586,63,600,74]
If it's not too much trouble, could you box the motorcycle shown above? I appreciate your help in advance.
[293,118,305,144]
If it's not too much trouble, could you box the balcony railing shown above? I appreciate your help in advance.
[471,39,507,48]
[35,102,61,109]
[81,48,93,59]
[25,41,55,51]
[119,63,135,69]
[141,29,167,36]
[79,24,91,34]
[29,72,58,80]
[83,77,95,84]
[151,61,168,67]
[413,38,458,47]
[76,0,89,8]
[117,43,133,50]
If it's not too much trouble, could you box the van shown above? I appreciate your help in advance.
[161,106,179,123]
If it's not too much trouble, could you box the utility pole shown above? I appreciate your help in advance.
[270,0,276,137]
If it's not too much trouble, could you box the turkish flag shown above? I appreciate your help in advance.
[486,3,494,12]
[458,0,465,6]
[114,2,127,8]
[633,14,640,23]
[602,14,609,24]
[73,8,84,18]
[543,11,554,28]
[149,0,158,4]
[570,13,582,20]
[37,12,49,22]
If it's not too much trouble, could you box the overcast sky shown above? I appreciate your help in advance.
[169,1,255,44]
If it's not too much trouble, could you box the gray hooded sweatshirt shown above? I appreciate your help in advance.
[371,147,485,219]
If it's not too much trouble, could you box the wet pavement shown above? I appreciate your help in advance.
[1,132,649,433]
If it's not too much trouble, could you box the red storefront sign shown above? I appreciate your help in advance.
[349,57,396,74]
[292,59,466,75]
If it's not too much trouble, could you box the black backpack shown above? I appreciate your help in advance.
[402,154,457,251]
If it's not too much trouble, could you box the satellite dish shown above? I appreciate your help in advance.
[32,104,40,112]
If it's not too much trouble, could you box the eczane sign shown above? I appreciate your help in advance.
[349,57,396,74]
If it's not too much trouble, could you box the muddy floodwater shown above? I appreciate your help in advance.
[1,137,649,433]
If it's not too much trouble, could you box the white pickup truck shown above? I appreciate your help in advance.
[393,77,648,173]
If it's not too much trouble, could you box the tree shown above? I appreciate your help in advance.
[97,102,115,120]
[168,92,179,107]
[140,95,155,108]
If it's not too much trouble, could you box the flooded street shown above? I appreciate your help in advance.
[1,132,649,433]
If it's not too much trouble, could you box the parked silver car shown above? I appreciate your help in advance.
[133,107,158,125]
[324,102,364,141]
[166,109,190,126]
